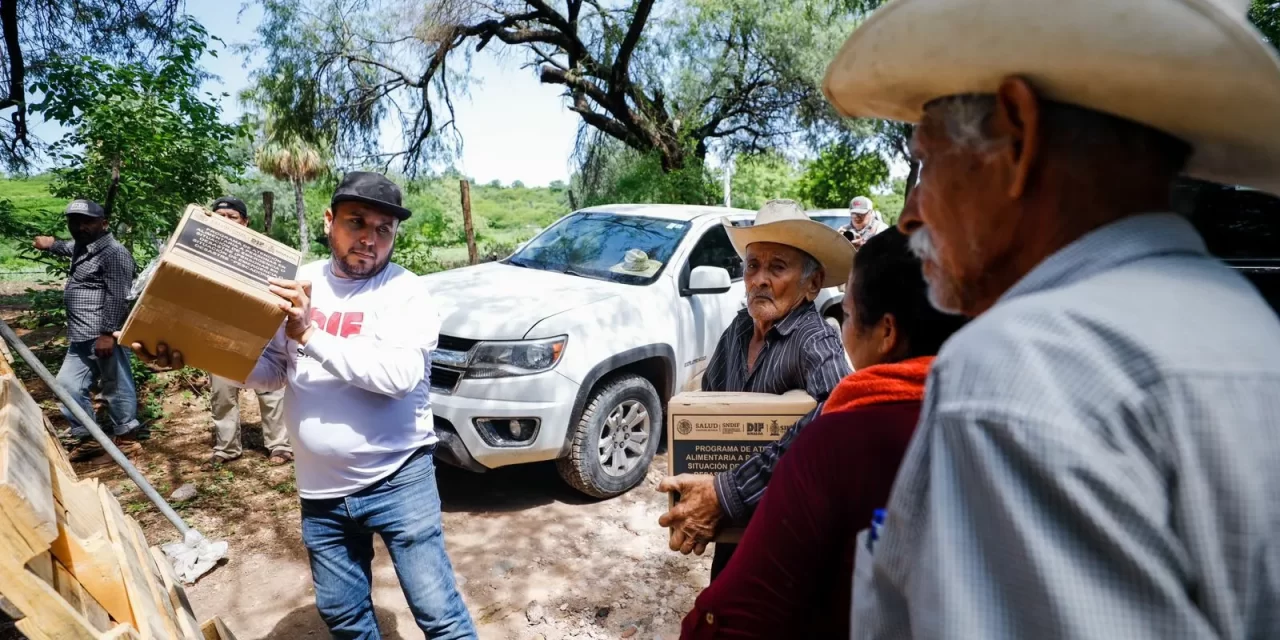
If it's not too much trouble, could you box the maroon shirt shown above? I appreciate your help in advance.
[680,401,922,639]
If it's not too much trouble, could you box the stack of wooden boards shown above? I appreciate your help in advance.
[0,353,235,639]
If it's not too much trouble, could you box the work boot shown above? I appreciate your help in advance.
[78,434,144,470]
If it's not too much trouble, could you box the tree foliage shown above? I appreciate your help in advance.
[249,0,866,174]
[792,140,889,209]
[29,20,246,257]
[728,152,799,211]
[570,134,718,208]
[0,0,187,170]
[254,111,330,255]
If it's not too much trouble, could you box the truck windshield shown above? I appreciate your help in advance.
[506,212,691,285]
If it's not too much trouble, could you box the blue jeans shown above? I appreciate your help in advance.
[300,448,477,639]
[55,339,139,438]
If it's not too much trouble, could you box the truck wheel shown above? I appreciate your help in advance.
[557,374,662,498]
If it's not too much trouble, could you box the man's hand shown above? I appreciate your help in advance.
[33,236,54,251]
[268,278,315,344]
[94,335,116,360]
[657,474,723,555]
[117,332,185,371]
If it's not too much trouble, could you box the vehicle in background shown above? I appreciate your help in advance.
[1176,180,1280,317]
[423,205,755,497]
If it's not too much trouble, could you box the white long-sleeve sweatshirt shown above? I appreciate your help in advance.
[246,259,440,499]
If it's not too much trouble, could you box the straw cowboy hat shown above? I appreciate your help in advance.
[724,199,855,289]
[822,0,1280,195]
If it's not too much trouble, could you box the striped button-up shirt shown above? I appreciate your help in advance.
[704,301,850,523]
[854,214,1280,639]
[50,234,136,343]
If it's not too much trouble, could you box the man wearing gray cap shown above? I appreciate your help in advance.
[33,199,140,466]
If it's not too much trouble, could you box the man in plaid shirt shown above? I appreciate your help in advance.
[33,199,141,465]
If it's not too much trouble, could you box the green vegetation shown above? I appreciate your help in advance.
[30,20,245,261]
[0,172,571,277]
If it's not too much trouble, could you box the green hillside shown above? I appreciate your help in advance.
[0,173,573,275]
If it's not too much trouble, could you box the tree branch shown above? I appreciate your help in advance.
[611,0,655,91]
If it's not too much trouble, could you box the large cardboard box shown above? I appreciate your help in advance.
[120,205,301,383]
[667,390,817,543]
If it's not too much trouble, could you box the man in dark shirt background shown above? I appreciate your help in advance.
[658,199,854,579]
[33,198,140,465]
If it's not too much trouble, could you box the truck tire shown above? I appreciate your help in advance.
[557,374,662,498]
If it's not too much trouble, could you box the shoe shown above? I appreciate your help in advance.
[79,437,143,470]
[68,439,104,462]
[201,453,240,471]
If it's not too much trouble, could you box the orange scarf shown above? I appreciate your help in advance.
[821,356,934,415]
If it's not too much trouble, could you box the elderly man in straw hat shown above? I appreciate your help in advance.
[658,199,853,579]
[822,0,1280,637]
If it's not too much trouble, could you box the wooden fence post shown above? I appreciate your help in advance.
[262,191,275,233]
[460,180,478,265]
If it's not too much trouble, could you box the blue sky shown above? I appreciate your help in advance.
[30,1,582,187]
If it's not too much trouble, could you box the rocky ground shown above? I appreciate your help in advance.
[2,285,711,640]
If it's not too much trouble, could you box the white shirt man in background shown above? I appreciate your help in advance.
[129,172,477,639]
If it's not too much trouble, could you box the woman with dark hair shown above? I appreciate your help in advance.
[679,227,967,639]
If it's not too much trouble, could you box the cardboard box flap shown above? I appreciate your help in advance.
[667,390,816,415]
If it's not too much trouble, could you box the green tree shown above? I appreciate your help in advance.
[792,141,889,209]
[255,124,328,256]
[0,0,188,170]
[729,152,799,210]
[248,0,870,174]
[29,20,245,257]
[570,135,718,207]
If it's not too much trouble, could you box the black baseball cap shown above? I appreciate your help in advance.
[331,171,411,221]
[64,199,106,218]
[211,196,248,219]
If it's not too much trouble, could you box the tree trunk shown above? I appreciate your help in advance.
[262,190,275,233]
[460,180,477,265]
[293,178,308,257]
[903,159,920,202]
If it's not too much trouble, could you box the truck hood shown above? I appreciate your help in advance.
[423,261,622,340]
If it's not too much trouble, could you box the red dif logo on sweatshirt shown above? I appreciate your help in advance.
[310,310,364,337]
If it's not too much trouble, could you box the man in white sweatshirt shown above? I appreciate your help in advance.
[128,172,476,639]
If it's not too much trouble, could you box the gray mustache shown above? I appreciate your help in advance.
[909,228,939,263]
[749,290,775,302]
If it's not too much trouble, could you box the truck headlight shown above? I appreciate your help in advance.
[466,336,567,379]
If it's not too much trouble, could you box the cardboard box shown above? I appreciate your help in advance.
[667,390,817,543]
[120,205,301,383]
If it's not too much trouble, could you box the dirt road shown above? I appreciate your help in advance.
[187,459,710,640]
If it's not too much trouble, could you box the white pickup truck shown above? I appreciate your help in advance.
[422,204,844,497]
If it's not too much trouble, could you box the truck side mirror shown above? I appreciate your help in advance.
[683,266,732,296]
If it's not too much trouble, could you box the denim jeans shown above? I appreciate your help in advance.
[300,448,477,639]
[55,339,139,438]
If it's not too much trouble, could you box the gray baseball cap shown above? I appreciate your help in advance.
[64,199,106,218]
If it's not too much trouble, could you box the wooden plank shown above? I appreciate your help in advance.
[0,555,99,640]
[122,517,186,640]
[98,624,142,640]
[53,557,112,632]
[200,617,238,640]
[44,421,77,480]
[99,484,172,639]
[0,373,58,558]
[47,445,134,626]
[24,550,54,589]
[149,547,200,640]
[0,375,58,557]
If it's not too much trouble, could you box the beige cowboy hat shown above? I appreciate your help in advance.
[822,0,1280,195]
[724,199,855,288]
